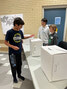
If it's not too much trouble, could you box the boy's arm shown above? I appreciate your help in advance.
[4,40,19,50]
[38,27,41,39]
[53,36,58,45]
[37,28,39,38]
[24,34,34,39]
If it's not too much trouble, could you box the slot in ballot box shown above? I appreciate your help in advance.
[41,45,67,82]
[30,38,43,57]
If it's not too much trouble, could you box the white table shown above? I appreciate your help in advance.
[23,44,67,89]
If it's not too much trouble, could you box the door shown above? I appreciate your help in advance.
[44,8,66,44]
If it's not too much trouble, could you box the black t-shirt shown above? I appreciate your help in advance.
[5,29,24,55]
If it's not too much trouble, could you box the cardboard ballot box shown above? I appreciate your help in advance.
[23,34,34,51]
[23,34,34,45]
[30,38,43,57]
[41,45,67,82]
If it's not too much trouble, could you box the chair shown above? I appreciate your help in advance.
[58,41,67,50]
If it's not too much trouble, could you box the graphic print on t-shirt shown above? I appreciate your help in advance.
[13,33,22,43]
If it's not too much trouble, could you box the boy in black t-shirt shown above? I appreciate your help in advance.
[48,24,58,45]
[5,17,33,83]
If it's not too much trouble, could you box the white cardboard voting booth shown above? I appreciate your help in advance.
[30,38,43,57]
[23,34,34,45]
[41,45,67,82]
[23,34,34,51]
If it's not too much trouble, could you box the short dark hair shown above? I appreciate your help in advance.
[13,17,25,26]
[41,18,47,23]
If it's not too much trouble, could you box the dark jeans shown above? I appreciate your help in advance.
[9,53,22,79]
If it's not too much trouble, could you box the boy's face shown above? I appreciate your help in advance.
[49,27,54,33]
[15,24,23,31]
[41,21,46,27]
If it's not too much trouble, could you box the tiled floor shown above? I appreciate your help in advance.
[0,53,34,89]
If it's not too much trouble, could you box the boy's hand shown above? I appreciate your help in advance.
[12,46,19,50]
[29,34,34,38]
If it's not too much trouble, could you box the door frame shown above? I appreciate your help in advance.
[42,5,67,41]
